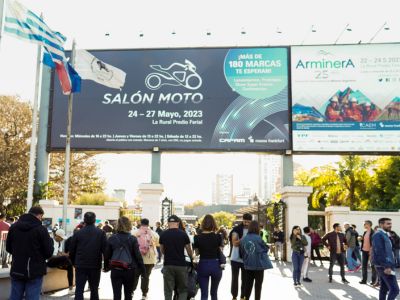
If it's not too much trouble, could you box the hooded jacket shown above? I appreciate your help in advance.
[6,213,54,279]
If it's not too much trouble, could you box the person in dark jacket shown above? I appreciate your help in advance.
[322,223,349,284]
[372,218,400,300]
[389,230,400,268]
[104,216,145,300]
[240,221,272,300]
[310,228,323,265]
[290,226,308,286]
[359,220,377,285]
[6,206,54,300]
[155,221,163,263]
[69,212,107,300]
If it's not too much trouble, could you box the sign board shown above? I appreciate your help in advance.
[49,47,290,151]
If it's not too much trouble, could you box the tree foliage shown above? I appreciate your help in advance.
[184,200,206,215]
[73,193,118,206]
[0,95,105,215]
[199,211,236,228]
[295,155,400,211]
[0,96,31,215]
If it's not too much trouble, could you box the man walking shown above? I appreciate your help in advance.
[302,227,312,282]
[159,215,193,300]
[359,220,377,285]
[230,213,252,300]
[344,222,361,272]
[322,223,349,284]
[6,206,54,300]
[155,221,163,263]
[133,218,160,300]
[273,226,285,261]
[372,218,400,300]
[69,212,107,300]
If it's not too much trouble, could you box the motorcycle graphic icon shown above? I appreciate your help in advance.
[145,59,202,90]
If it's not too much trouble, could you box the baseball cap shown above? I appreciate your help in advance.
[55,229,67,240]
[168,215,180,223]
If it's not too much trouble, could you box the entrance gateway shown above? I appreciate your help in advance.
[34,44,400,242]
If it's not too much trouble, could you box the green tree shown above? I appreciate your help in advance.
[367,157,400,210]
[199,211,237,228]
[73,193,118,206]
[184,200,206,215]
[295,155,373,210]
[0,96,32,215]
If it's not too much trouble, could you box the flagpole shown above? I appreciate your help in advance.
[0,0,5,48]
[26,21,44,212]
[62,39,76,232]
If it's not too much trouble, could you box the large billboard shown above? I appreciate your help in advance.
[49,47,290,151]
[292,44,400,152]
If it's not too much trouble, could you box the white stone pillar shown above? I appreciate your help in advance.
[280,186,312,262]
[137,183,164,227]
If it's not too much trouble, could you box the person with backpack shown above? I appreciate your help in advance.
[104,216,145,300]
[160,215,193,300]
[132,218,160,300]
[6,206,54,300]
[69,212,107,300]
[230,213,252,300]
[193,214,224,300]
[344,222,361,272]
[240,220,272,300]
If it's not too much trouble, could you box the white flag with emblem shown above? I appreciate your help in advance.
[74,49,126,89]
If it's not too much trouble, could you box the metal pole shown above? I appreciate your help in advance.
[0,0,5,48]
[62,39,76,232]
[282,154,294,187]
[151,151,161,184]
[26,42,43,211]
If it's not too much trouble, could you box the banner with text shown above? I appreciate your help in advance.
[49,47,289,151]
[292,44,400,152]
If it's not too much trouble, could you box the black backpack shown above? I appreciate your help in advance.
[110,235,133,270]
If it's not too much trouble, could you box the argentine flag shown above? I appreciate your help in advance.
[3,0,80,94]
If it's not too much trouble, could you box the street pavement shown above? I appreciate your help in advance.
[41,260,393,300]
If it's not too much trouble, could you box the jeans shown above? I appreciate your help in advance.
[75,268,101,300]
[346,247,360,270]
[10,276,43,300]
[111,268,136,300]
[230,260,246,299]
[157,247,162,262]
[302,255,311,278]
[47,255,74,287]
[134,264,154,296]
[274,242,283,260]
[311,245,323,263]
[163,265,188,300]
[329,252,346,280]
[354,246,362,262]
[292,251,304,283]
[197,259,222,300]
[361,251,377,283]
[376,267,400,300]
[244,270,264,300]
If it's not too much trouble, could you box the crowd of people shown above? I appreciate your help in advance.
[1,206,400,300]
[324,96,380,122]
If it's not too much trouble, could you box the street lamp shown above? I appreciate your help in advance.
[253,194,260,222]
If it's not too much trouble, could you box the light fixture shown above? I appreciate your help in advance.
[369,22,390,43]
[105,33,110,37]
[171,30,176,35]
[206,29,211,36]
[301,25,317,45]
[241,27,246,35]
[334,23,351,44]
[276,27,282,34]
[139,31,144,38]
[311,25,317,33]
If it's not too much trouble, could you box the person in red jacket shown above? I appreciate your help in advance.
[310,228,323,265]
[325,96,343,122]
[343,98,363,122]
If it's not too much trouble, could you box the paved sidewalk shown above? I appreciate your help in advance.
[41,261,394,299]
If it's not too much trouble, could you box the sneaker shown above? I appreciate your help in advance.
[359,280,367,284]
[141,295,148,300]
[342,279,350,284]
[303,277,312,282]
[68,287,75,295]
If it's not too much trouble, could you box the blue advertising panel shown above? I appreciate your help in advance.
[49,47,290,151]
[292,44,400,152]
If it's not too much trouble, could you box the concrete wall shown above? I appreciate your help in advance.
[325,206,400,233]
[39,200,122,234]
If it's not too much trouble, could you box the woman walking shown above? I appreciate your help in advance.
[104,216,146,300]
[193,214,224,300]
[240,220,273,300]
[290,226,308,286]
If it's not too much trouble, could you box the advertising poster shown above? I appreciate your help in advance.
[49,47,289,151]
[74,208,83,220]
[292,44,400,152]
